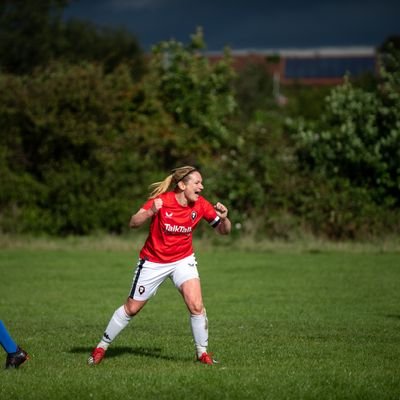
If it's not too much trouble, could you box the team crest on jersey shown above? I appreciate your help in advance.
[191,211,197,221]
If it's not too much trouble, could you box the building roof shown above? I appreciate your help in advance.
[206,46,378,84]
[206,46,376,57]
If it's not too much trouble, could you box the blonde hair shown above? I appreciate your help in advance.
[148,166,198,199]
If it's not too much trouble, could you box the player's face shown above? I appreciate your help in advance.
[184,171,204,202]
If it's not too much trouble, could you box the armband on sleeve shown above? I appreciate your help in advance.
[209,215,221,228]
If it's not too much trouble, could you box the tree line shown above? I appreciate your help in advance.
[0,2,399,239]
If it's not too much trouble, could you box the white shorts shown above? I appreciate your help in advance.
[128,254,199,301]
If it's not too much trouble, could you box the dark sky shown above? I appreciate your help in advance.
[64,0,400,51]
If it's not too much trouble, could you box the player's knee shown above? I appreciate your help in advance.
[124,299,145,316]
[188,302,204,315]
[124,303,136,316]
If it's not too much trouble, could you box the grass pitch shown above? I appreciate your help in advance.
[0,238,399,399]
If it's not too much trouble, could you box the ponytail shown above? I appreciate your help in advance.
[148,175,174,199]
[148,166,198,199]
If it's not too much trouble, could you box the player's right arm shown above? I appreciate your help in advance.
[129,198,163,228]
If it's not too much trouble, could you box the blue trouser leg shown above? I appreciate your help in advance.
[0,320,18,354]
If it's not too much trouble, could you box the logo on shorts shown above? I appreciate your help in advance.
[191,211,197,221]
[138,286,145,295]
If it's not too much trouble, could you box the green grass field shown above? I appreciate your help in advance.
[0,238,399,399]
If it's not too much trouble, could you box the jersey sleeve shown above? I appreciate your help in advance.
[141,198,153,210]
[202,198,221,228]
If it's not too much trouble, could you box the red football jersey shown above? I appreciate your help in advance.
[139,191,220,263]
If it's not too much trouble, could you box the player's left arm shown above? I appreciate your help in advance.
[214,202,232,235]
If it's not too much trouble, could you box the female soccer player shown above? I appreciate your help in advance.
[0,320,29,368]
[88,166,231,366]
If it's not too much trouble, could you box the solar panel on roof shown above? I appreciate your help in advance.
[284,57,376,79]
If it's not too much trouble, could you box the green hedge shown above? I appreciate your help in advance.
[0,32,399,239]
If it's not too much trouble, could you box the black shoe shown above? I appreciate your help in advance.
[5,347,29,369]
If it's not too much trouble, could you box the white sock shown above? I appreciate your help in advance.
[190,312,208,358]
[97,305,132,350]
